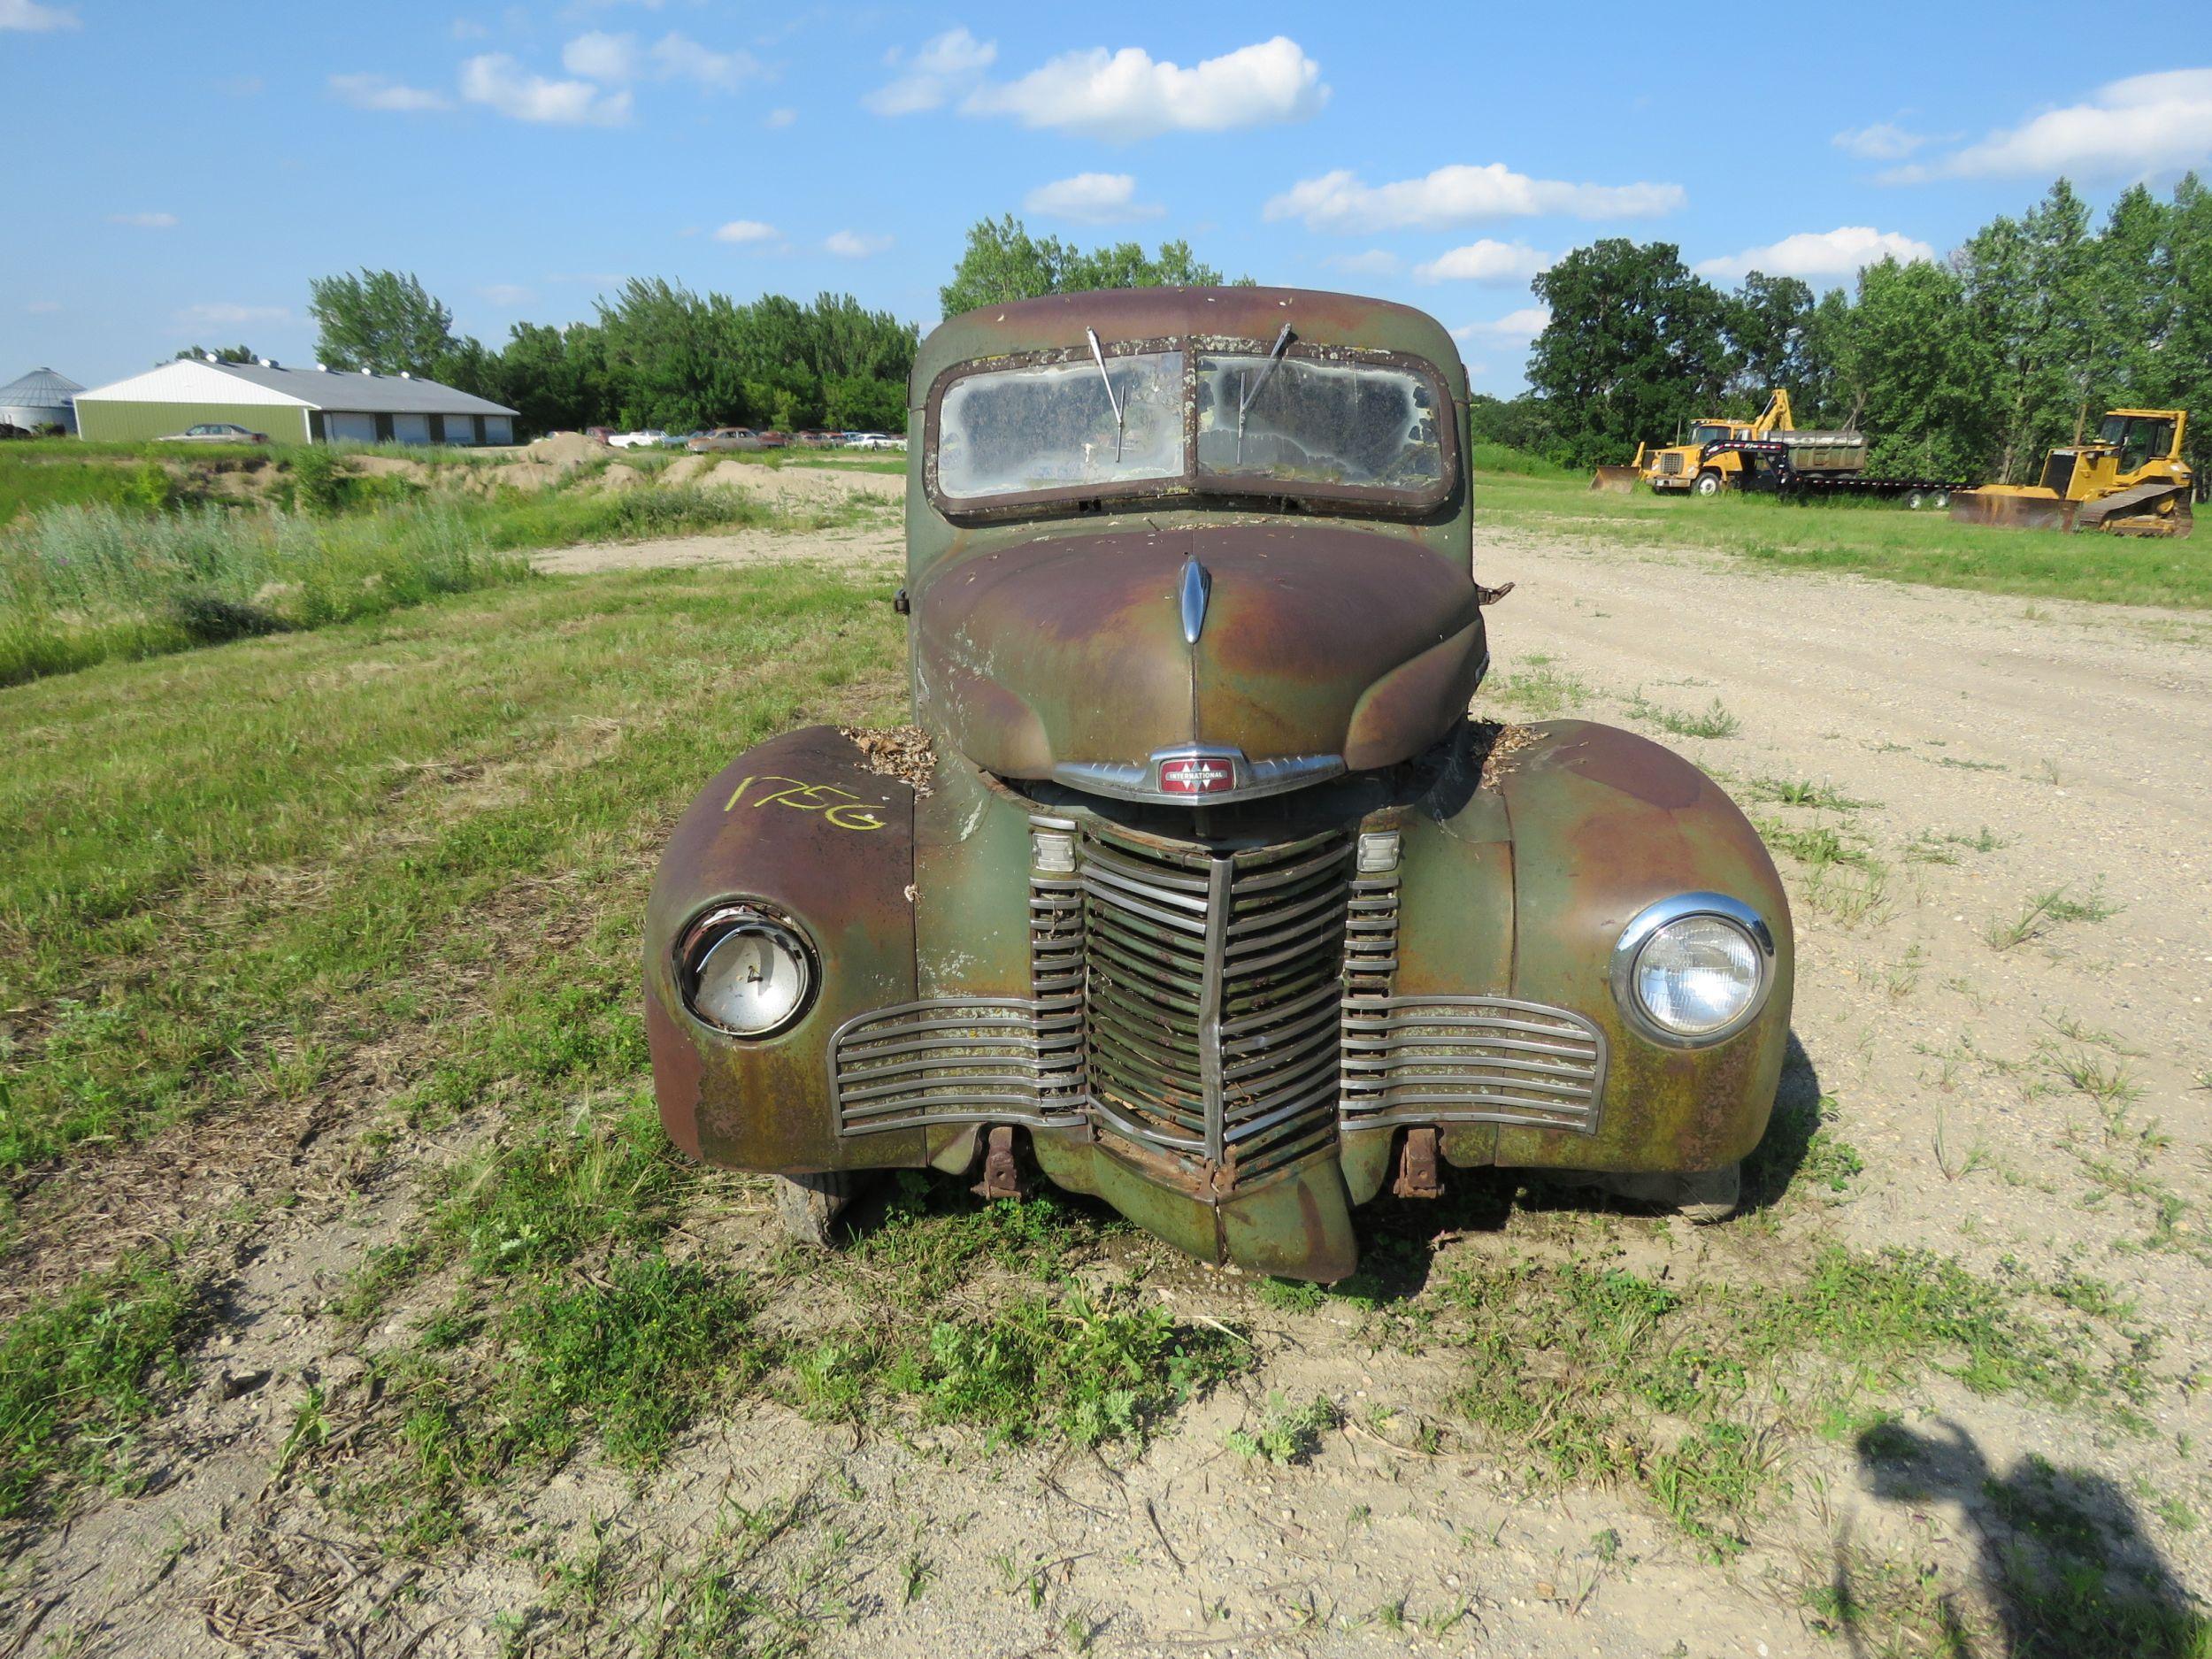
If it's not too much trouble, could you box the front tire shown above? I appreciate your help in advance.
[774,1171,854,1248]
[1671,1164,1740,1225]
[1693,471,1724,497]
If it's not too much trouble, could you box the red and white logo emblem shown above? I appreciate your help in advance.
[1157,755,1237,795]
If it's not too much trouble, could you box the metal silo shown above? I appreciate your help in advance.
[0,367,85,434]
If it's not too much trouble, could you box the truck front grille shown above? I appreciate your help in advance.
[1080,823,1351,1181]
[829,815,1605,1173]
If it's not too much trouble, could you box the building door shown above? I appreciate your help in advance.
[325,411,377,444]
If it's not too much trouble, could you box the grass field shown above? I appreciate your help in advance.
[2,560,2203,1656]
[1481,469,2209,609]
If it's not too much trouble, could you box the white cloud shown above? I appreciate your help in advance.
[559,28,756,89]
[0,0,79,31]
[461,52,631,124]
[108,211,178,228]
[826,230,892,257]
[713,219,780,244]
[1411,241,1553,285]
[1021,173,1163,225]
[330,73,454,112]
[25,300,63,314]
[560,29,638,80]
[963,35,1325,140]
[1266,163,1682,232]
[1324,250,1402,277]
[451,18,489,40]
[764,106,796,127]
[1832,121,1924,161]
[1452,307,1551,341]
[179,303,295,327]
[1891,68,2212,181]
[1694,226,1936,280]
[864,27,995,116]
[478,283,535,306]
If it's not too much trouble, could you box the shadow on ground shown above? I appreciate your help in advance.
[1838,1417,2210,1658]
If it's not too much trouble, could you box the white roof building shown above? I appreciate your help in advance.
[73,357,518,446]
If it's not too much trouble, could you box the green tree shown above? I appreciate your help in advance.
[1849,257,1993,480]
[2157,173,2212,491]
[172,343,256,364]
[308,269,470,377]
[938,214,1228,318]
[1526,239,1735,465]
[1724,273,1816,409]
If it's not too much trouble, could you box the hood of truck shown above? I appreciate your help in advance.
[912,523,1486,793]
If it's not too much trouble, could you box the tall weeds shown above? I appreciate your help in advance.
[0,501,531,687]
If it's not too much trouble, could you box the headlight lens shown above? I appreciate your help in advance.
[680,905,815,1037]
[1613,895,1771,1046]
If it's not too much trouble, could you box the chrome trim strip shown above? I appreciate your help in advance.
[1339,995,1609,1134]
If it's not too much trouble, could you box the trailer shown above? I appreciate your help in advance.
[1696,440,1966,509]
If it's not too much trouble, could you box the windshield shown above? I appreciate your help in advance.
[1689,423,1733,445]
[929,339,1455,514]
[1194,352,1440,491]
[2097,414,2174,470]
[935,350,1184,499]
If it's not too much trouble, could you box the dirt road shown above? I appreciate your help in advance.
[12,507,2209,1657]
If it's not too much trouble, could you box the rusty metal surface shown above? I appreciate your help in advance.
[913,523,1481,782]
[643,726,919,1174]
[1474,719,1793,1174]
[1392,1127,1443,1198]
[913,287,1468,407]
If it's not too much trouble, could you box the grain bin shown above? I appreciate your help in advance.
[0,367,84,434]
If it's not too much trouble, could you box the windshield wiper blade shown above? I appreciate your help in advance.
[1237,324,1294,465]
[1085,327,1125,462]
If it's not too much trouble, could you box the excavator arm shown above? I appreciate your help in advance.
[1749,389,1794,438]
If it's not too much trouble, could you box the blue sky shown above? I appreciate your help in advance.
[4,0,2209,394]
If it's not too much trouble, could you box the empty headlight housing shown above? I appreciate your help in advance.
[1611,894,1774,1048]
[678,903,817,1038]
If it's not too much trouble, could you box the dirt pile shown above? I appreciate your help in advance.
[525,432,611,470]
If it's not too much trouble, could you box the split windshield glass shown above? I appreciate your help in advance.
[935,351,1185,499]
[1193,352,1441,491]
[931,341,1452,511]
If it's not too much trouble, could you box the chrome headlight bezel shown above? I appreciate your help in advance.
[677,902,818,1039]
[1610,893,1775,1048]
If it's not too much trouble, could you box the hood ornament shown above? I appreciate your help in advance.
[1179,555,1212,645]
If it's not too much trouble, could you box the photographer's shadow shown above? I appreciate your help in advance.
[1841,1418,2209,1657]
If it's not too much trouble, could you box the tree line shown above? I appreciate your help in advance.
[1507,175,2212,486]
[271,221,1225,440]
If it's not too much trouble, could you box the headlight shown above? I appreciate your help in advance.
[679,904,816,1037]
[1611,894,1773,1047]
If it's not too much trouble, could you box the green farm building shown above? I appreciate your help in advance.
[73,357,518,446]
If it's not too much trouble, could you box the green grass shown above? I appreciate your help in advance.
[1477,471,2211,609]
[1424,1231,2125,1560]
[0,1248,204,1519]
[0,562,902,1177]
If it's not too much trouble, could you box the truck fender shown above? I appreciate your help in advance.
[1481,719,1793,1173]
[643,726,918,1174]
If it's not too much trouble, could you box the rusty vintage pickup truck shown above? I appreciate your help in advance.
[644,286,1793,1282]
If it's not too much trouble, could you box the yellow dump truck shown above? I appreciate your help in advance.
[1593,388,1962,507]
[1950,409,2193,538]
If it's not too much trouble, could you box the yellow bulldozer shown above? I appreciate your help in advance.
[1950,409,2193,538]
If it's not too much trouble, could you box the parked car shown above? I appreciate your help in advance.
[755,430,790,449]
[156,422,268,443]
[686,426,764,453]
[848,432,904,451]
[643,285,1794,1281]
[607,429,669,449]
